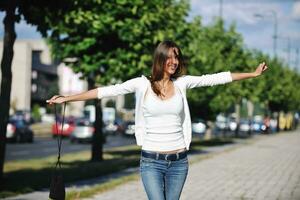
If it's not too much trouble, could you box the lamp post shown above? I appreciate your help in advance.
[219,0,223,19]
[295,48,299,72]
[279,36,291,67]
[254,10,278,57]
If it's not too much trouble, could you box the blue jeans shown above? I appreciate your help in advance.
[140,151,189,200]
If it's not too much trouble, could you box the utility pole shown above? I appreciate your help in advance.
[296,48,299,72]
[278,36,291,67]
[254,10,278,58]
[219,0,223,19]
[287,37,291,67]
[270,10,278,58]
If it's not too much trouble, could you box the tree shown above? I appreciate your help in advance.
[0,0,17,180]
[43,0,191,161]
[183,19,247,120]
[0,0,72,180]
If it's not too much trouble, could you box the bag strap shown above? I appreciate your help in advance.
[54,97,66,170]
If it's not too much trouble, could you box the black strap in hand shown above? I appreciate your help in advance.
[49,102,66,200]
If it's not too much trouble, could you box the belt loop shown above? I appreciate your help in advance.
[156,153,159,160]
[176,152,179,160]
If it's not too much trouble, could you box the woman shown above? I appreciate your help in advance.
[47,40,268,200]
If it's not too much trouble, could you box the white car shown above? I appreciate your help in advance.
[70,118,94,143]
[192,119,206,137]
[124,121,135,136]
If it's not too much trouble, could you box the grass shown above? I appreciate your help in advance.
[1,145,141,198]
[1,137,234,199]
[66,174,139,200]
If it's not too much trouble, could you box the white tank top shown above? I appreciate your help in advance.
[142,86,186,151]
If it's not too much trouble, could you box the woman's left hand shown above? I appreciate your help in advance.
[254,62,268,77]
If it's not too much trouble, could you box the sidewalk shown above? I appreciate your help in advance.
[83,131,300,200]
[5,131,300,200]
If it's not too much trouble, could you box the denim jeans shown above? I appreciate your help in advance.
[140,152,189,200]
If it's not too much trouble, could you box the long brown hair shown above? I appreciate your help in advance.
[149,41,186,97]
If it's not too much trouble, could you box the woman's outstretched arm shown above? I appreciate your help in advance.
[46,76,141,105]
[46,88,98,105]
[231,62,268,81]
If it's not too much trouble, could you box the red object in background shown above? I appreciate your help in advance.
[52,118,76,137]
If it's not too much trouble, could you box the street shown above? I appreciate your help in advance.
[5,134,136,161]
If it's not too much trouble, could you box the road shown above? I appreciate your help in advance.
[5,134,136,162]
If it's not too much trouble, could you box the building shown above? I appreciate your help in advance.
[0,39,131,120]
[0,39,84,116]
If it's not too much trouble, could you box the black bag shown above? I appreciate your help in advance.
[49,167,65,200]
[49,102,66,200]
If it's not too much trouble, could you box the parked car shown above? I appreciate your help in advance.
[70,118,95,143]
[51,117,76,137]
[102,122,118,135]
[252,115,264,133]
[215,114,229,132]
[228,116,237,132]
[269,118,278,133]
[6,119,34,143]
[11,110,33,124]
[114,118,126,134]
[192,118,206,138]
[102,118,126,135]
[239,119,251,133]
[124,121,135,136]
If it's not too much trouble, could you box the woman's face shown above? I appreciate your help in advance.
[164,47,179,76]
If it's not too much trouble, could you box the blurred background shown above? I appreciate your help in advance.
[0,0,299,198]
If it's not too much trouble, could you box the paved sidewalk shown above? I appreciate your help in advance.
[83,131,300,200]
[5,131,300,200]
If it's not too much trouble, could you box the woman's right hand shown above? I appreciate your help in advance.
[46,95,66,105]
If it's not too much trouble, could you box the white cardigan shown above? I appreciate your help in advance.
[97,72,232,150]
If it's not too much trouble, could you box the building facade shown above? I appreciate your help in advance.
[0,39,130,119]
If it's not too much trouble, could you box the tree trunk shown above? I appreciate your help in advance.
[234,102,241,137]
[88,78,103,161]
[0,7,17,180]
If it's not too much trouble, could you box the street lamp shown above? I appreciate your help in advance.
[254,10,278,57]
[219,0,223,19]
[296,48,299,72]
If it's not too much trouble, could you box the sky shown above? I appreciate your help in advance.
[189,0,300,69]
[0,0,299,69]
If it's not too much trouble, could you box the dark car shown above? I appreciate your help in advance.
[124,121,135,136]
[6,119,34,143]
[102,118,126,135]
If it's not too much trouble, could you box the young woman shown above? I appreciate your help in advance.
[47,40,268,200]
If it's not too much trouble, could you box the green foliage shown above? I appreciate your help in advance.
[183,18,300,119]
[43,0,190,85]
[31,104,41,122]
[5,0,298,118]
[184,19,246,120]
